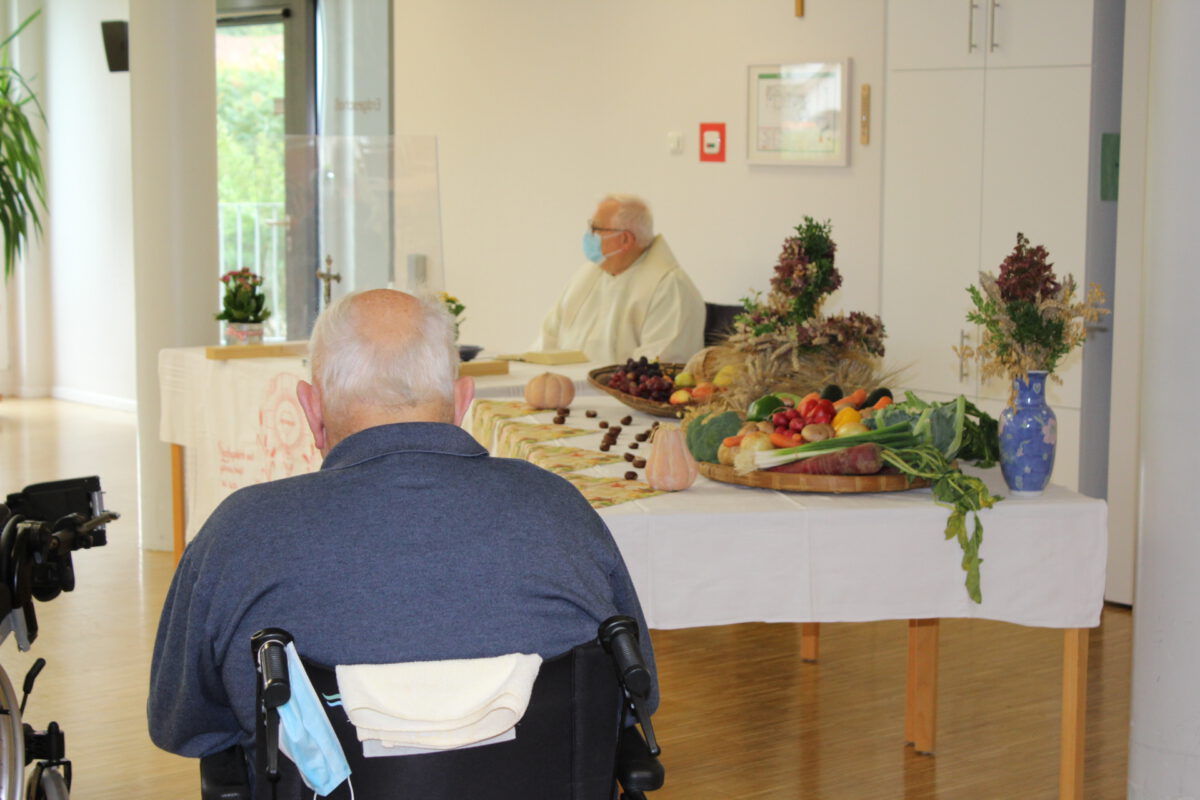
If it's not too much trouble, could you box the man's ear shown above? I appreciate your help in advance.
[453,376,476,426]
[296,380,328,454]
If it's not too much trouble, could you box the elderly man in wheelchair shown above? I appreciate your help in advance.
[148,290,662,799]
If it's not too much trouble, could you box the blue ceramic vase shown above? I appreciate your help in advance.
[998,371,1057,496]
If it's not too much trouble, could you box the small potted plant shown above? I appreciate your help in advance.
[216,268,271,345]
[962,233,1107,495]
[439,291,480,361]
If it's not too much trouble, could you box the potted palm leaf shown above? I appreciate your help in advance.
[0,11,45,283]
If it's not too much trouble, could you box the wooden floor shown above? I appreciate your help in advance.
[0,398,1131,799]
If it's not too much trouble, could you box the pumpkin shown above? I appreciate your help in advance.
[524,372,575,409]
[645,424,698,492]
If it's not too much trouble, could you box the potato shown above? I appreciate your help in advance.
[740,431,776,452]
[801,423,836,443]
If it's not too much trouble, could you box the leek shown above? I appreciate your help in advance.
[734,423,916,474]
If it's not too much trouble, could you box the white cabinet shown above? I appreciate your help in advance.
[880,69,984,398]
[887,0,986,70]
[887,0,1094,70]
[881,0,1118,492]
[983,0,1095,68]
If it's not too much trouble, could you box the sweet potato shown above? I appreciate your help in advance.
[767,443,883,475]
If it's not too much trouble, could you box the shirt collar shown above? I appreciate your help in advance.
[320,422,488,471]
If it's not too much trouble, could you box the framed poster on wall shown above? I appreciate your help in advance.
[747,60,849,166]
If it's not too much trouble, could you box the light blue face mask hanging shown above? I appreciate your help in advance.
[276,642,352,796]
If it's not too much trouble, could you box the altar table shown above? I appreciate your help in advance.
[158,345,1107,799]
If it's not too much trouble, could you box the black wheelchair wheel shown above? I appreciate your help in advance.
[24,764,68,800]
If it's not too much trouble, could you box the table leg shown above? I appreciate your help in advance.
[801,623,820,662]
[171,443,185,566]
[905,618,939,754]
[1059,628,1089,800]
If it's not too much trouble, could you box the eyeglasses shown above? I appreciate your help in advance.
[587,221,627,235]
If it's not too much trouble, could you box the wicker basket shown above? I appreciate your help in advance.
[586,364,686,419]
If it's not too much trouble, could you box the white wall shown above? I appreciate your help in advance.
[1127,3,1200,795]
[129,0,219,551]
[392,0,886,354]
[1106,0,1149,606]
[0,0,50,398]
[45,0,136,410]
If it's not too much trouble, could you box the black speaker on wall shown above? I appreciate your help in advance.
[101,20,128,73]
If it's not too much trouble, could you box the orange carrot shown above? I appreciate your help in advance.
[834,388,869,410]
[770,431,798,449]
[872,395,894,410]
[723,435,744,448]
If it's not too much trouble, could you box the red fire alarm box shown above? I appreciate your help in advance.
[700,122,726,162]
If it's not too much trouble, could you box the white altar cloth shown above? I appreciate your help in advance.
[158,346,1107,631]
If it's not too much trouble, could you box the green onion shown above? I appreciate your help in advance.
[736,423,917,474]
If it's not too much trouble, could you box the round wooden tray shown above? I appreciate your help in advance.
[587,364,686,419]
[697,461,931,494]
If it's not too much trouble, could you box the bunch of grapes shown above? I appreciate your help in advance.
[607,356,675,402]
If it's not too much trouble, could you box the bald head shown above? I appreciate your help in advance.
[301,289,463,450]
[321,289,427,373]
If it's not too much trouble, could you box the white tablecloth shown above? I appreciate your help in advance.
[159,347,1107,631]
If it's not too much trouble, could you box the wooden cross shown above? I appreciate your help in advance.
[316,254,342,310]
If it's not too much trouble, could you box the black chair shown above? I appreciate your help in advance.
[200,617,663,800]
[703,302,742,346]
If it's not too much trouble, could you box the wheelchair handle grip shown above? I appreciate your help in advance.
[251,629,293,710]
[599,616,652,698]
[260,641,290,709]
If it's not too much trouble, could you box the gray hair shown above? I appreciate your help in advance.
[308,290,457,419]
[604,193,654,248]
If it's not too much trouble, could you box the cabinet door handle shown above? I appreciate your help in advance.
[967,1,979,52]
[989,0,1000,52]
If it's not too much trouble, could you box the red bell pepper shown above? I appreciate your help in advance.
[805,398,837,426]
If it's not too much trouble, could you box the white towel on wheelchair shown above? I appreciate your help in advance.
[335,653,543,754]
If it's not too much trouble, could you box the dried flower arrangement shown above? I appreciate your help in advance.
[961,233,1107,395]
[702,217,893,414]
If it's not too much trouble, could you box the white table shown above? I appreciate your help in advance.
[158,346,1107,799]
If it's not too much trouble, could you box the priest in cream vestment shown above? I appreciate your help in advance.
[532,194,705,364]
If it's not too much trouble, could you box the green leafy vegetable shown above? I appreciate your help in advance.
[959,401,1000,467]
[927,395,966,460]
[869,391,999,466]
[879,444,1001,603]
[685,411,743,463]
[685,412,711,456]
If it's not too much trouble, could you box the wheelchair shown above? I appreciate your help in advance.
[200,616,664,800]
[0,478,117,800]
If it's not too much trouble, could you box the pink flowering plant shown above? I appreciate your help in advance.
[215,267,271,324]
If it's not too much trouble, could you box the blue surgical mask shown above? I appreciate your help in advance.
[583,230,623,264]
[276,642,352,795]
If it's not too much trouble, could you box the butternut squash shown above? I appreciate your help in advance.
[645,423,698,492]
